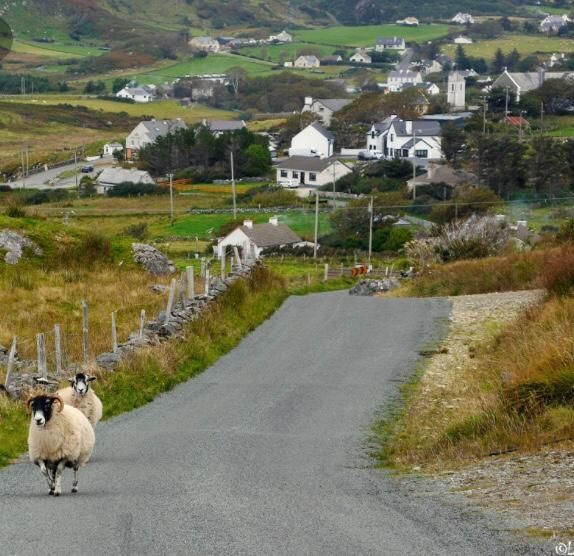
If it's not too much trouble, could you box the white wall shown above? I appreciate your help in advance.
[291,126,333,158]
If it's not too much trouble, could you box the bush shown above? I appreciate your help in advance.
[540,244,574,296]
[58,231,114,268]
[107,182,166,197]
[122,223,149,241]
[5,206,26,218]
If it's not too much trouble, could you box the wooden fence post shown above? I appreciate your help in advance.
[4,336,16,391]
[54,325,62,376]
[111,311,118,354]
[233,246,242,269]
[340,263,344,277]
[164,279,177,325]
[324,263,329,281]
[81,300,89,364]
[204,269,210,296]
[36,333,47,378]
[186,266,195,300]
[139,310,146,340]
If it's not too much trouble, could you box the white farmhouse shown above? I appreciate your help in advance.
[302,97,352,126]
[540,15,571,33]
[290,122,334,158]
[350,49,372,64]
[366,116,443,161]
[451,12,474,24]
[126,119,187,160]
[95,168,155,195]
[103,143,123,156]
[453,36,473,44]
[215,218,302,259]
[375,37,406,52]
[387,70,423,92]
[396,17,419,26]
[116,87,154,103]
[276,157,352,187]
[294,55,321,68]
[269,30,293,43]
[189,36,220,52]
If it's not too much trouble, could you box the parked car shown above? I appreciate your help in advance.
[81,165,94,173]
[358,150,383,161]
[278,179,299,189]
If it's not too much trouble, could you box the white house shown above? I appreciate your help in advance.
[302,97,352,126]
[350,49,372,64]
[95,168,155,195]
[126,119,187,160]
[375,37,406,52]
[103,143,123,156]
[421,59,443,74]
[396,17,419,26]
[491,68,574,101]
[290,122,334,158]
[269,30,293,43]
[294,55,320,68]
[215,218,302,259]
[451,12,474,24]
[189,36,220,52]
[540,14,571,33]
[366,116,443,161]
[387,70,423,92]
[116,87,154,103]
[276,156,352,187]
[453,36,473,44]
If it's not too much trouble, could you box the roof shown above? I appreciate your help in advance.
[371,115,400,133]
[315,98,351,112]
[137,119,187,141]
[495,70,574,92]
[308,121,334,140]
[400,137,434,149]
[239,223,301,248]
[421,112,473,121]
[376,36,405,46]
[391,120,441,136]
[276,156,345,172]
[410,164,477,186]
[206,120,245,132]
[120,87,152,97]
[389,70,421,79]
[97,168,154,186]
[296,55,319,63]
[505,115,530,126]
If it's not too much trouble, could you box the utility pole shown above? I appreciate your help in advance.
[368,196,373,264]
[21,149,26,189]
[230,151,237,220]
[482,97,487,134]
[169,172,174,224]
[540,101,544,134]
[412,122,416,200]
[74,148,79,198]
[313,191,319,259]
[504,86,509,120]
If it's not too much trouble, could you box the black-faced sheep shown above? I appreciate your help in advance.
[57,373,103,428]
[27,393,95,496]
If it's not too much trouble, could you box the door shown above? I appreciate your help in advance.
[300,172,305,185]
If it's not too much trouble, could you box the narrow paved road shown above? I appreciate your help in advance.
[0,293,544,555]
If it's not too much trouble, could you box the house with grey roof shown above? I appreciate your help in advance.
[387,70,423,92]
[116,86,155,103]
[540,14,571,33]
[216,217,303,259]
[366,116,443,161]
[350,49,372,64]
[406,163,477,194]
[188,36,220,52]
[294,55,320,68]
[451,12,474,24]
[302,97,352,125]
[203,119,246,136]
[290,122,335,158]
[95,168,155,195]
[126,119,187,160]
[491,68,574,101]
[375,37,406,52]
[276,156,352,187]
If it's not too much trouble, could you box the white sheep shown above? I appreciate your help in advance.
[27,393,95,496]
[57,372,103,428]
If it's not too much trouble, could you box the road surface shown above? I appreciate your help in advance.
[5,156,114,190]
[0,293,544,555]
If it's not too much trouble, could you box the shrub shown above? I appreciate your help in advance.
[58,231,114,268]
[107,183,166,197]
[5,206,26,218]
[122,223,149,240]
[540,244,574,296]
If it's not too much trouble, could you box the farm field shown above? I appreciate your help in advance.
[241,42,351,63]
[295,24,454,47]
[443,34,574,58]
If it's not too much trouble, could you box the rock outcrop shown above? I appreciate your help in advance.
[0,230,43,264]
[132,243,176,275]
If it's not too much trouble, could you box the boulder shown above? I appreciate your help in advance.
[0,230,43,265]
[132,243,176,275]
[349,278,401,296]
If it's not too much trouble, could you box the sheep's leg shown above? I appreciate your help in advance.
[71,465,80,494]
[52,460,66,497]
[38,461,55,495]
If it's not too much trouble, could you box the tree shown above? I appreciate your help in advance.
[441,123,466,164]
[521,78,574,115]
[506,48,520,71]
[488,87,516,114]
[455,45,470,70]
[493,48,506,73]
[243,144,271,176]
[530,136,569,195]
[112,78,130,93]
[227,66,247,96]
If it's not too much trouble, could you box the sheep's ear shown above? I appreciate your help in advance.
[68,377,75,384]
[26,397,35,413]
[87,376,97,382]
[52,396,64,413]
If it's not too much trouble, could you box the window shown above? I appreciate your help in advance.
[402,149,409,158]
[292,171,299,178]
[415,149,428,158]
[371,131,376,139]
[390,134,394,141]
[280,170,288,177]
[309,173,317,182]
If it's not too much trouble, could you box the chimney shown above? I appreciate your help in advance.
[269,216,279,226]
[538,67,545,87]
[243,219,253,229]
[304,96,313,107]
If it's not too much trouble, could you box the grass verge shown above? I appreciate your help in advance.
[0,266,288,467]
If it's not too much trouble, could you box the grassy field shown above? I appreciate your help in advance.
[241,43,350,63]
[443,33,574,58]
[295,24,454,47]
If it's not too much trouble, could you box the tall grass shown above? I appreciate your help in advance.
[0,267,287,467]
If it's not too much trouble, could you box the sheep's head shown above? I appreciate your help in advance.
[27,395,64,427]
[68,373,96,396]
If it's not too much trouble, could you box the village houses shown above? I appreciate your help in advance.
[125,119,187,160]
[294,55,321,69]
[302,97,352,126]
[276,157,352,187]
[289,122,334,158]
